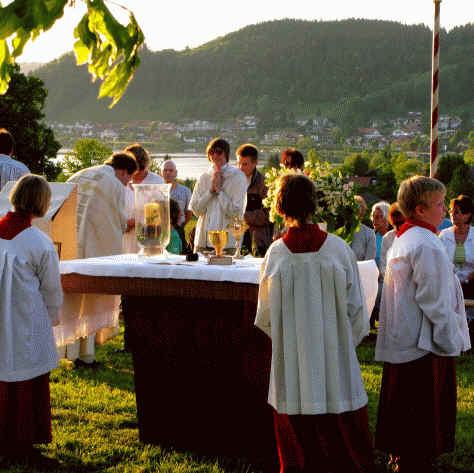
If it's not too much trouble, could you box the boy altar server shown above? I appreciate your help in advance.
[375,176,470,473]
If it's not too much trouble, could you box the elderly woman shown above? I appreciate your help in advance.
[370,201,390,328]
[380,202,405,278]
[256,174,375,473]
[281,148,305,170]
[375,177,470,473]
[350,195,376,261]
[0,175,63,460]
[440,195,474,322]
[190,137,247,251]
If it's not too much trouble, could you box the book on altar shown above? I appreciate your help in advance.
[0,182,78,260]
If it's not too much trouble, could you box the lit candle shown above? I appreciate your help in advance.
[144,202,160,225]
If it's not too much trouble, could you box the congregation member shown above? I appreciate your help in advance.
[166,198,183,255]
[0,128,29,191]
[0,175,63,461]
[162,159,192,252]
[190,137,247,251]
[125,143,163,184]
[122,143,163,254]
[439,195,474,326]
[379,202,405,277]
[370,200,390,328]
[375,176,470,473]
[162,160,192,227]
[236,143,272,256]
[350,195,376,261]
[65,152,137,366]
[255,174,375,473]
[281,148,305,170]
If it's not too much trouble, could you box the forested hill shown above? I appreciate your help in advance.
[35,19,473,127]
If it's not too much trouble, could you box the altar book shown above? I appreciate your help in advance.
[0,182,78,260]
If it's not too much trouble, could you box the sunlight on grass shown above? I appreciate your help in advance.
[0,326,472,472]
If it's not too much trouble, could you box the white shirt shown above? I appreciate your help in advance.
[142,171,164,184]
[380,229,397,277]
[0,153,30,190]
[190,164,247,249]
[439,226,474,284]
[376,226,470,364]
[255,235,369,415]
[0,226,63,382]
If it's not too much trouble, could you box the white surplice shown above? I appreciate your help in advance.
[255,235,369,415]
[62,165,128,361]
[0,227,63,381]
[190,164,247,249]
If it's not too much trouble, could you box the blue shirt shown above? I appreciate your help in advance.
[375,232,383,268]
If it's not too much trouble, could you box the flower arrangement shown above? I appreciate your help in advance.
[263,161,360,244]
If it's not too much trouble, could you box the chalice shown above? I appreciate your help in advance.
[208,230,228,257]
[228,216,248,259]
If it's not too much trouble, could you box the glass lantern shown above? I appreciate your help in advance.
[134,183,171,256]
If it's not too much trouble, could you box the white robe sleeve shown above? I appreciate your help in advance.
[412,245,466,354]
[189,174,214,217]
[216,172,247,218]
[37,247,63,327]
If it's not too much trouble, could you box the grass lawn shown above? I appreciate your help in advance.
[1,328,472,473]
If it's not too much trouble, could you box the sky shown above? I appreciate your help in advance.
[10,0,474,63]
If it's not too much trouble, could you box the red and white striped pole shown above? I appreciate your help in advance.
[430,0,441,178]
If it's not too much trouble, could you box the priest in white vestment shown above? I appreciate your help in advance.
[63,152,137,365]
[190,137,247,250]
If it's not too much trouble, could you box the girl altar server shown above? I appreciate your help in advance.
[255,174,375,473]
[375,176,470,473]
[0,175,63,458]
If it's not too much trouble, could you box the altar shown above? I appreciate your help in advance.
[59,255,378,469]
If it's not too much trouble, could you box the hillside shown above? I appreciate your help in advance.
[35,19,473,128]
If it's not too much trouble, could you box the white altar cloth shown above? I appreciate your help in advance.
[56,254,378,346]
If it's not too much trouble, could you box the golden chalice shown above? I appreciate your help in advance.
[228,216,249,259]
[208,230,228,257]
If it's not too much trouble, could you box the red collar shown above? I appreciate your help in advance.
[0,211,32,240]
[397,218,437,237]
[283,223,328,253]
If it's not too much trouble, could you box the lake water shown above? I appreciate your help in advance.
[57,152,265,180]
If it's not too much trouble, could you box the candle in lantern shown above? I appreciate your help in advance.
[144,202,160,225]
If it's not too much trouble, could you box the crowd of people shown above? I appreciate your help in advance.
[0,128,473,472]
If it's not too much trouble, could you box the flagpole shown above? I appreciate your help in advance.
[430,0,441,178]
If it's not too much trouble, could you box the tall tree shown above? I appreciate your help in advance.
[0,64,61,180]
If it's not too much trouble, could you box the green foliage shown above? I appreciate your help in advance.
[447,164,474,199]
[391,153,423,186]
[0,0,144,106]
[0,64,61,180]
[306,148,321,164]
[261,153,281,173]
[34,20,473,123]
[61,138,112,178]
[342,153,370,177]
[436,154,466,185]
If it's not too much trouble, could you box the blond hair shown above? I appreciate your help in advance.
[397,175,446,219]
[354,195,367,218]
[10,174,51,217]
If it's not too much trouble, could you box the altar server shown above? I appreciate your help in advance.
[375,176,470,473]
[64,152,137,366]
[255,174,375,473]
[0,175,62,458]
[190,137,247,251]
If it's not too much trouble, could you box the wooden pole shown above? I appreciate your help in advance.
[430,0,441,177]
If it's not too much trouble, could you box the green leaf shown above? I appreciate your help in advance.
[0,39,12,94]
